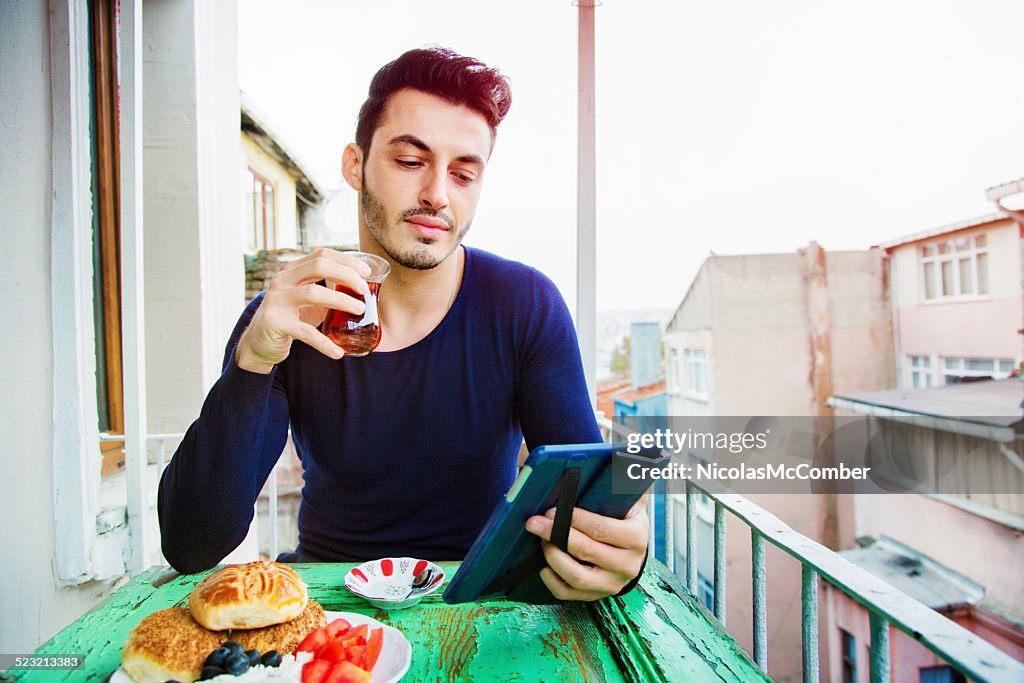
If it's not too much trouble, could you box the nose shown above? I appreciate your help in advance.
[419,168,449,211]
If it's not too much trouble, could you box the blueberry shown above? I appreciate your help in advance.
[244,649,261,667]
[204,646,230,669]
[223,640,244,657]
[260,650,282,667]
[199,666,225,680]
[224,652,250,676]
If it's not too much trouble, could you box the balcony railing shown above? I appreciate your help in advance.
[597,415,1024,683]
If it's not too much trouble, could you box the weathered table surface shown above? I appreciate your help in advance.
[13,561,769,682]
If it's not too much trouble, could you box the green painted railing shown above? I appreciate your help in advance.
[597,417,1024,683]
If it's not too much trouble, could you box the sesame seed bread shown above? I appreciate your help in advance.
[120,607,222,683]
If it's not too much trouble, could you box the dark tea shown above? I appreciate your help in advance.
[323,281,382,356]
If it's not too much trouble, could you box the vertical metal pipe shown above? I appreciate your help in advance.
[685,481,697,593]
[713,501,727,624]
[120,0,152,576]
[664,490,675,574]
[802,565,819,683]
[869,612,890,682]
[576,0,597,404]
[752,530,768,672]
[269,459,279,561]
[647,492,656,559]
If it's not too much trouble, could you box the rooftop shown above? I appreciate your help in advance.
[874,213,1010,251]
[841,536,984,610]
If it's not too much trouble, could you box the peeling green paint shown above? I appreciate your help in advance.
[14,561,767,682]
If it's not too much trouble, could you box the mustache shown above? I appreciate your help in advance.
[400,207,455,230]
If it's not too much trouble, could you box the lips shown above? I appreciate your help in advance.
[405,215,451,239]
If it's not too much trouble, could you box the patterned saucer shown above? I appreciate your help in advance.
[344,557,445,610]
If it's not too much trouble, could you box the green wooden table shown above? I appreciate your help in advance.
[11,561,768,682]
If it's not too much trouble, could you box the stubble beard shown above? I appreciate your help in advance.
[360,182,470,271]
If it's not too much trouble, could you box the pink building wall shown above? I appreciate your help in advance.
[823,586,1024,682]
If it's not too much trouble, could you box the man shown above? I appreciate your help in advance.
[159,47,647,601]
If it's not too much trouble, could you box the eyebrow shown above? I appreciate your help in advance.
[387,134,484,167]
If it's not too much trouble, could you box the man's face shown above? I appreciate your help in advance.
[355,89,492,270]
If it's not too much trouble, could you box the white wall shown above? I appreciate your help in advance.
[0,0,248,651]
[144,0,245,434]
[0,0,121,651]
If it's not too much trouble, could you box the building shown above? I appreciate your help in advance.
[878,212,1022,389]
[240,94,325,255]
[663,243,897,681]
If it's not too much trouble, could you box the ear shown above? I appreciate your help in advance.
[341,143,364,192]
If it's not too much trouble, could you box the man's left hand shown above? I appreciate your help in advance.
[524,495,649,601]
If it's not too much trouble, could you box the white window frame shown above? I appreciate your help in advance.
[50,0,106,585]
[685,349,710,400]
[908,354,933,389]
[920,233,989,302]
[940,357,1014,384]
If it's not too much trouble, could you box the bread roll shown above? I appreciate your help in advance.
[189,561,308,631]
[121,607,221,683]
[234,599,327,654]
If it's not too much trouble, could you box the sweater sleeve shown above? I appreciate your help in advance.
[157,294,290,574]
[514,271,603,449]
[513,271,648,597]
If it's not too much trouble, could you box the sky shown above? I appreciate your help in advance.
[238,0,1024,315]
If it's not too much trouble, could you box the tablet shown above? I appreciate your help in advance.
[442,442,668,604]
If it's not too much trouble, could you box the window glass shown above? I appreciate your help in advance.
[937,241,951,254]
[923,262,936,299]
[976,252,989,295]
[954,237,969,251]
[958,258,973,295]
[966,359,994,372]
[998,360,1014,373]
[941,261,954,296]
[974,233,986,247]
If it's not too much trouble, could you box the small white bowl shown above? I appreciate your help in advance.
[344,557,445,610]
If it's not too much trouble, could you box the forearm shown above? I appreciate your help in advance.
[158,349,288,573]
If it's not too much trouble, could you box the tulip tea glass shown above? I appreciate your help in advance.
[323,251,391,356]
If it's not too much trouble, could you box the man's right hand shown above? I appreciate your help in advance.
[235,248,373,374]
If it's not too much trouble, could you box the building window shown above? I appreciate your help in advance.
[941,357,1014,384]
[247,168,276,251]
[685,349,709,397]
[921,233,989,300]
[909,355,933,388]
[919,665,967,683]
[840,629,857,683]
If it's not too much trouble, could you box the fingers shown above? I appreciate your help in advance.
[286,319,345,361]
[275,282,367,317]
[273,255,371,297]
[539,504,649,552]
[538,542,626,597]
[525,513,640,576]
[538,566,607,602]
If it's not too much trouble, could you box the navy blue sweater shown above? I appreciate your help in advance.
[158,247,602,573]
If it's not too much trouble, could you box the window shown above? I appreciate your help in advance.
[90,0,124,475]
[840,629,857,683]
[685,349,709,397]
[941,357,1014,384]
[919,665,967,683]
[920,234,989,300]
[909,355,933,388]
[247,168,276,250]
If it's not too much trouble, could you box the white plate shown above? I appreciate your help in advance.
[110,610,410,683]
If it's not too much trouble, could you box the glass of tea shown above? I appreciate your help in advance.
[322,251,391,356]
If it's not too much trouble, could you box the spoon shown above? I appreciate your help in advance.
[397,567,436,602]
